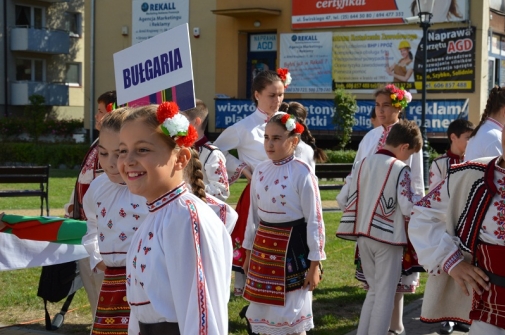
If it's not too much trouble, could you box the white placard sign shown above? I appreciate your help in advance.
[250,34,277,52]
[114,23,194,106]
[132,0,189,45]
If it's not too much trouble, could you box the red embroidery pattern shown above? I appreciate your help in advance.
[375,125,393,152]
[184,199,208,335]
[400,170,413,202]
[416,180,445,208]
[229,162,248,184]
[492,176,505,239]
[214,158,229,192]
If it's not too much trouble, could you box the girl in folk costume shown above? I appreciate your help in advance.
[279,101,328,172]
[465,86,505,161]
[407,134,505,334]
[181,99,230,201]
[336,84,424,335]
[213,69,290,295]
[64,90,116,318]
[81,108,148,335]
[242,113,326,335]
[119,103,232,335]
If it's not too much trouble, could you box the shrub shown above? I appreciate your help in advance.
[324,150,356,163]
[333,89,358,150]
[0,142,90,167]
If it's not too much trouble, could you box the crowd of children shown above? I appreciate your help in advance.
[6,73,505,335]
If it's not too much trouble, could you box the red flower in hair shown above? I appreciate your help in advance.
[175,124,198,148]
[294,123,304,134]
[281,114,291,124]
[106,103,114,113]
[156,102,179,124]
[277,68,288,81]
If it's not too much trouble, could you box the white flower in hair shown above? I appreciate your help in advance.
[162,114,190,137]
[285,72,292,87]
[285,117,296,132]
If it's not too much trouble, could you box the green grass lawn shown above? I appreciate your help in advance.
[0,211,426,334]
[0,171,426,334]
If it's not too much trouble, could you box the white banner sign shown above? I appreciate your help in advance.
[114,23,194,105]
[280,32,333,93]
[250,34,277,52]
[132,0,189,45]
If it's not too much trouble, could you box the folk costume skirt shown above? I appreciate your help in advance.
[231,183,251,272]
[92,267,135,335]
[470,243,505,329]
[244,220,314,335]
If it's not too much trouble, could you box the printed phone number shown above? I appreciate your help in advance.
[419,81,472,90]
[287,87,332,93]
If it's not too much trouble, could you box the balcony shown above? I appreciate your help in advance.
[11,82,69,106]
[11,27,70,54]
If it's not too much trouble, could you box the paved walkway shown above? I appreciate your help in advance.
[344,298,469,335]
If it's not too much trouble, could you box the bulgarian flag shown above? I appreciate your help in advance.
[0,214,86,245]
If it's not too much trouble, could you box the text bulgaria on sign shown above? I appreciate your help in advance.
[122,47,183,89]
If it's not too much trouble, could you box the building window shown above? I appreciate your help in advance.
[16,59,45,82]
[15,5,44,29]
[65,12,82,37]
[65,63,81,86]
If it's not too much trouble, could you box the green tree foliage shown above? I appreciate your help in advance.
[332,89,358,150]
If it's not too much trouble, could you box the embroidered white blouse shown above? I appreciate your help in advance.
[409,158,505,276]
[428,150,463,191]
[337,123,425,208]
[126,183,232,335]
[465,118,503,161]
[82,174,148,270]
[198,142,230,201]
[242,156,326,261]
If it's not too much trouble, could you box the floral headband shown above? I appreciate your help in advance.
[156,102,198,147]
[280,113,304,134]
[106,102,117,113]
[384,84,412,109]
[277,68,292,88]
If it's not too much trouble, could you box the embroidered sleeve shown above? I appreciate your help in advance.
[408,178,462,275]
[204,150,230,201]
[299,169,326,261]
[243,169,260,250]
[397,168,417,217]
[443,249,464,274]
[165,202,230,335]
[225,155,247,185]
[81,183,103,270]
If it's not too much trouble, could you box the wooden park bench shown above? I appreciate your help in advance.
[0,165,50,216]
[315,163,353,190]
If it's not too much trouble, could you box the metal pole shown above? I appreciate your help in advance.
[3,0,8,116]
[420,21,430,188]
[89,0,95,144]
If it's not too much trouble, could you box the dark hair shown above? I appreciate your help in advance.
[251,70,282,106]
[122,105,207,202]
[471,86,505,137]
[99,107,129,132]
[447,119,474,143]
[386,119,422,152]
[279,102,327,163]
[374,85,405,118]
[181,99,208,132]
[97,90,117,106]
[411,0,461,20]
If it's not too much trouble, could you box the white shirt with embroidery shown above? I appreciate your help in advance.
[242,156,326,262]
[337,123,425,208]
[409,159,505,276]
[126,184,232,335]
[198,143,230,201]
[81,174,149,270]
[465,118,503,161]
